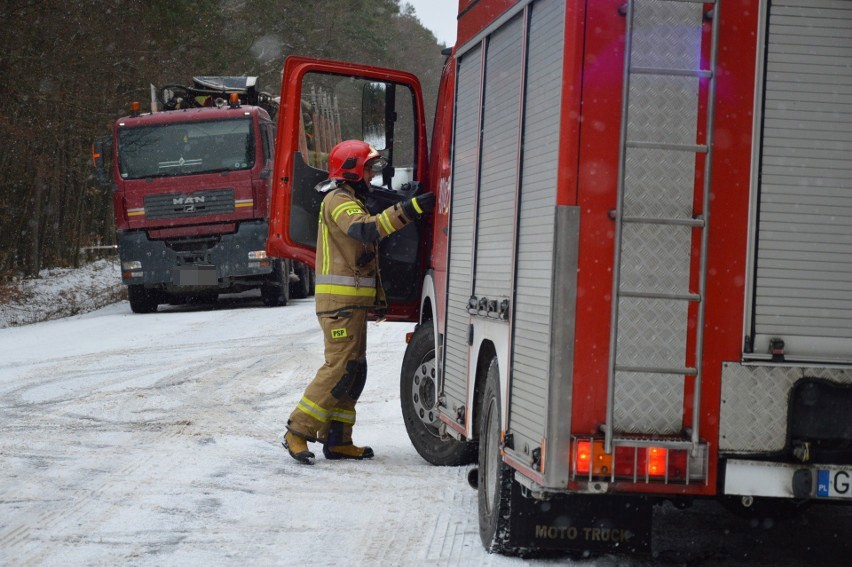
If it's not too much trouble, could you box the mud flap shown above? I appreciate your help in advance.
[507,483,652,555]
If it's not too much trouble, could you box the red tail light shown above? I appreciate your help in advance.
[576,440,592,474]
[646,447,668,477]
[572,437,706,484]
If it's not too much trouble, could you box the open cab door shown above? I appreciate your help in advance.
[268,56,431,321]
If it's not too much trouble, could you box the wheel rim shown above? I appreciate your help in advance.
[483,396,499,515]
[410,353,440,435]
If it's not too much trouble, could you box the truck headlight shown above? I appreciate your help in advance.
[248,250,267,260]
[122,261,142,270]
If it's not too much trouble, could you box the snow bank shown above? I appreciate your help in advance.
[0,259,124,329]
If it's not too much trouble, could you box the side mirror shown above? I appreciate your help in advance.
[91,135,112,187]
[362,82,388,151]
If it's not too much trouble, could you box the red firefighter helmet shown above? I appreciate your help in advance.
[327,140,387,183]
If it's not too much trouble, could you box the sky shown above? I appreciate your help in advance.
[403,0,458,47]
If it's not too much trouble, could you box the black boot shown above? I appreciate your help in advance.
[322,421,374,460]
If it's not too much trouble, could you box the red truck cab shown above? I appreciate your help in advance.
[101,78,312,313]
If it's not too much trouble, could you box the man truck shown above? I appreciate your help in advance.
[267,0,852,556]
[94,76,313,313]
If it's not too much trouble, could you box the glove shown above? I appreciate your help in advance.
[399,181,421,197]
[401,192,435,219]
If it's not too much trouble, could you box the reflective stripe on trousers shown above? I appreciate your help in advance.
[315,274,376,288]
[296,396,356,425]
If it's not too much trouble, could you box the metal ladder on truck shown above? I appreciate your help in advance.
[605,0,721,458]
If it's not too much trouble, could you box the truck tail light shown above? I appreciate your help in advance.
[572,437,706,485]
[646,447,667,477]
[575,440,613,476]
[576,440,592,474]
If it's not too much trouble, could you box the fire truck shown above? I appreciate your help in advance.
[94,77,314,313]
[268,0,852,555]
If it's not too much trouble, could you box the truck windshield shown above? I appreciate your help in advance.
[118,117,254,179]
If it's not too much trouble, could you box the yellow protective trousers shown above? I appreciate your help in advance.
[287,308,368,444]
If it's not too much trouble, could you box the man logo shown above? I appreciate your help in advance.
[173,195,205,213]
[173,195,206,205]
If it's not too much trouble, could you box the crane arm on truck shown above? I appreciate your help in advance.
[156,76,280,118]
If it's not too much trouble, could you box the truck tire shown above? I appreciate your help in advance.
[478,356,514,553]
[400,322,476,466]
[262,259,290,307]
[128,285,159,314]
[290,262,310,299]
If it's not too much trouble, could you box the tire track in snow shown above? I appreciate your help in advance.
[2,301,536,566]
[0,304,319,564]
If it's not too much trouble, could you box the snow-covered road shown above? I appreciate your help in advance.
[0,297,550,566]
[2,296,850,566]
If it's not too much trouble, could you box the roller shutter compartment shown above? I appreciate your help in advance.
[752,0,852,362]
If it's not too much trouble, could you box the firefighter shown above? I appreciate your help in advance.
[282,139,435,464]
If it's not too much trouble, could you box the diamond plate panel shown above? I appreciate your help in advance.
[628,75,699,146]
[619,223,692,293]
[624,148,695,219]
[609,0,705,439]
[631,0,702,71]
[720,363,852,452]
[614,371,684,434]
[616,296,688,368]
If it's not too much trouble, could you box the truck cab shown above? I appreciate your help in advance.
[98,77,312,313]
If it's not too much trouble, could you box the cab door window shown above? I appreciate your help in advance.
[296,72,418,192]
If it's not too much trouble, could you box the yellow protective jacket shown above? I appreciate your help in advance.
[315,183,415,315]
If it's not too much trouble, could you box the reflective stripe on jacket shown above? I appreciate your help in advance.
[315,184,413,314]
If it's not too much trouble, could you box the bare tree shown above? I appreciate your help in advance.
[0,0,445,279]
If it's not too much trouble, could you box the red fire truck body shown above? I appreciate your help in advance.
[269,0,852,554]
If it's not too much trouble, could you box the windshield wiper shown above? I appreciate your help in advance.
[128,167,237,180]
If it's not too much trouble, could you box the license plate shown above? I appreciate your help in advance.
[174,266,218,286]
[816,468,852,498]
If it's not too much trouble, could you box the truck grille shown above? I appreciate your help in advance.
[144,188,235,220]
